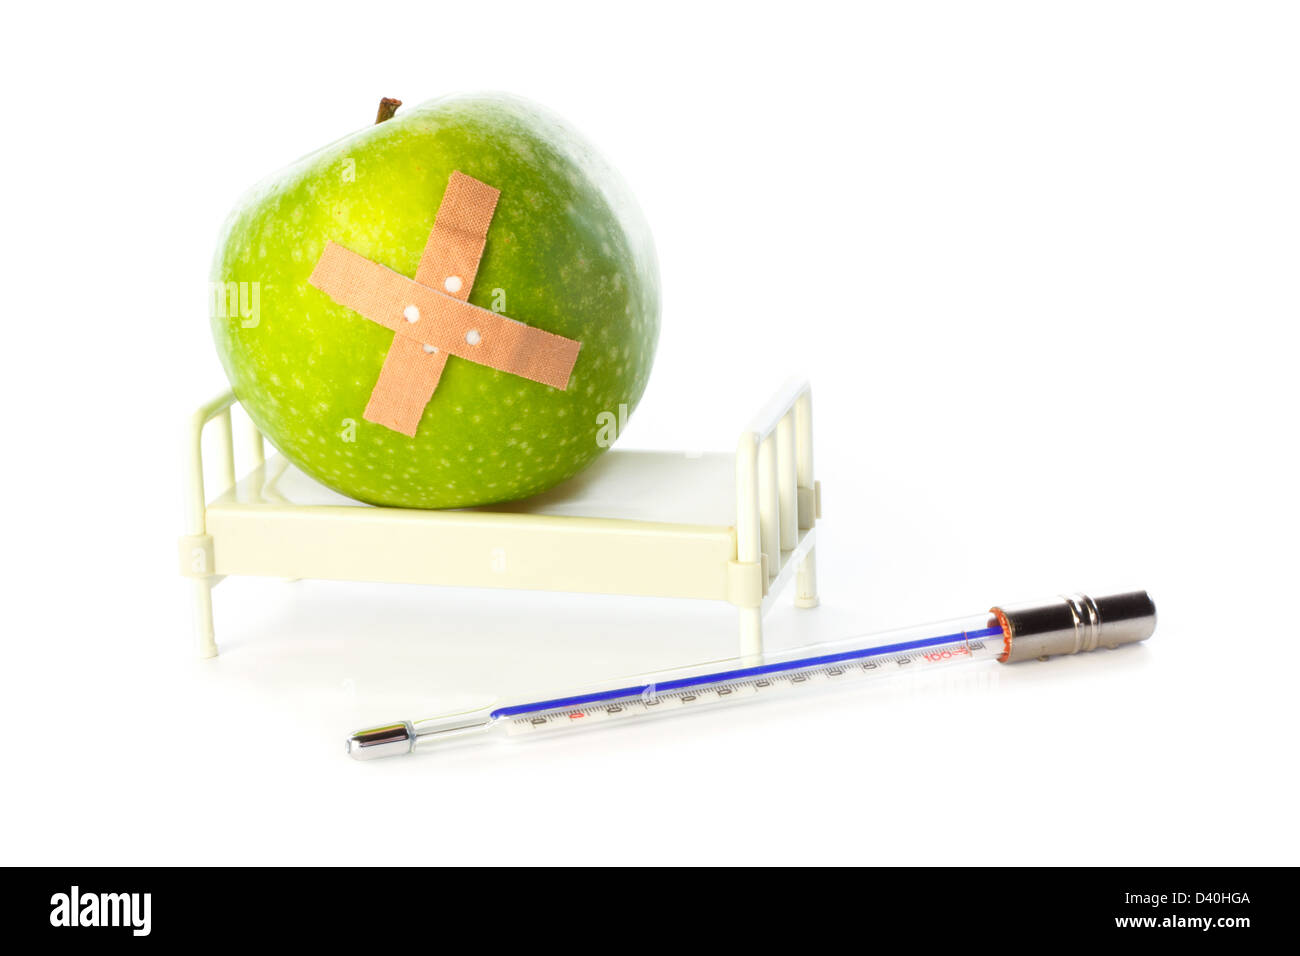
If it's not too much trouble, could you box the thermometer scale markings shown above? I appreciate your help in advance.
[504,639,991,736]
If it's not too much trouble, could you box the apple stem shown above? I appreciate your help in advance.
[375,98,402,124]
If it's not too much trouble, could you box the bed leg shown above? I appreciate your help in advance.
[193,578,218,659]
[738,607,763,660]
[795,548,820,609]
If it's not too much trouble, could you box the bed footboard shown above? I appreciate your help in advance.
[733,379,821,658]
[180,390,259,658]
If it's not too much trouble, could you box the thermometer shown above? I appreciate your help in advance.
[347,590,1156,760]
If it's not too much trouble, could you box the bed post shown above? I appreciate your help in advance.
[794,388,819,608]
[735,431,764,659]
[192,579,218,659]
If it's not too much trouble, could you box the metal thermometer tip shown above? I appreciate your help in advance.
[346,722,413,760]
[349,712,494,760]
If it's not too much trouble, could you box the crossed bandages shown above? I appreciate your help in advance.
[308,171,582,437]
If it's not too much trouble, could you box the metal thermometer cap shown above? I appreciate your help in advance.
[993,591,1156,663]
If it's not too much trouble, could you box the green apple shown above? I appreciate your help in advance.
[210,92,659,508]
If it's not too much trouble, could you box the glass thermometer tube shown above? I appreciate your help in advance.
[347,590,1155,760]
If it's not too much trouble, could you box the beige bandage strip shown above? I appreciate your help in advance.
[307,171,582,437]
[365,172,500,434]
[310,242,581,389]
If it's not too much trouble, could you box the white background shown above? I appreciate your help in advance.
[2,1,1296,865]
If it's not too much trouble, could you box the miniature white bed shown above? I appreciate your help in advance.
[181,379,820,660]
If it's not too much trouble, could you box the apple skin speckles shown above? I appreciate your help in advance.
[210,93,659,509]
